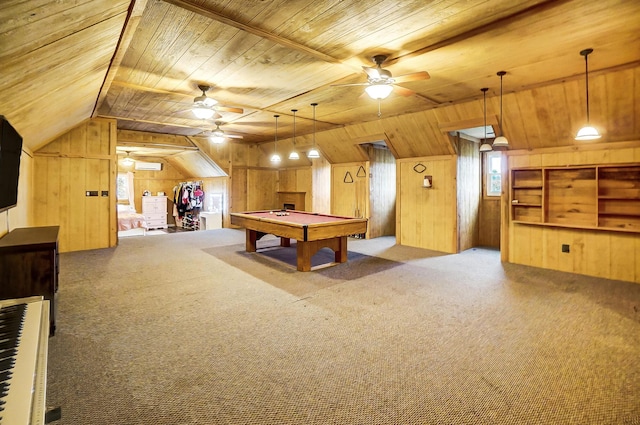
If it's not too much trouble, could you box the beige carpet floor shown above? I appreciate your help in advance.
[46,229,640,424]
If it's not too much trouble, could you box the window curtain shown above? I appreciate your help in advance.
[127,171,136,208]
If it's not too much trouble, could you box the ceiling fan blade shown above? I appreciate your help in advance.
[215,106,244,114]
[392,71,430,84]
[362,66,382,79]
[331,82,370,87]
[227,134,243,139]
[392,85,415,97]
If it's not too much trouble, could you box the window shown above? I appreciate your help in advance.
[485,151,502,197]
[116,173,130,201]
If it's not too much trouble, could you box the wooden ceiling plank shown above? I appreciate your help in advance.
[0,0,129,59]
[162,0,347,66]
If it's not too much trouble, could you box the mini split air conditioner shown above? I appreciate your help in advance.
[134,161,162,171]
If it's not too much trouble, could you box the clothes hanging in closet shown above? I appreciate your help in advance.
[173,181,204,218]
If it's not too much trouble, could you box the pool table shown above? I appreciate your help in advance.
[230,210,368,271]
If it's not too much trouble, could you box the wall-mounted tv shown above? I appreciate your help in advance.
[0,116,23,213]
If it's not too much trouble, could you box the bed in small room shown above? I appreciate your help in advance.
[117,203,148,237]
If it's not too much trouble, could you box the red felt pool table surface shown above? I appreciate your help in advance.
[230,210,368,271]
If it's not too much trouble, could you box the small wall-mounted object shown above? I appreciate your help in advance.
[423,175,433,188]
[135,161,162,171]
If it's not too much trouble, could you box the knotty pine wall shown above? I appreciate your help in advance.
[311,156,331,214]
[331,162,370,222]
[365,145,396,239]
[397,155,458,253]
[278,167,312,211]
[505,142,640,283]
[33,118,117,252]
[457,138,481,251]
[479,151,501,249]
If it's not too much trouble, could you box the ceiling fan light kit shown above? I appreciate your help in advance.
[332,54,429,107]
[493,71,509,148]
[575,48,602,141]
[192,107,215,120]
[121,151,135,165]
[365,83,393,100]
[192,85,218,120]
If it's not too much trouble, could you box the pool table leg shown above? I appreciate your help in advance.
[296,236,348,272]
[335,236,348,263]
[246,230,257,252]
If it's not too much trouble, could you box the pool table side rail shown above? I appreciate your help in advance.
[230,211,367,241]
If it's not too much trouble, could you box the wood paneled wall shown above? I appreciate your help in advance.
[457,137,480,251]
[311,156,331,214]
[365,145,396,239]
[506,142,640,283]
[331,162,369,221]
[397,155,458,253]
[278,167,312,211]
[479,152,501,248]
[33,118,117,252]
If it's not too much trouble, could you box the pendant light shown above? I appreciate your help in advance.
[479,88,493,152]
[270,115,281,163]
[493,71,509,148]
[121,151,135,166]
[307,103,320,159]
[575,48,601,140]
[288,109,299,160]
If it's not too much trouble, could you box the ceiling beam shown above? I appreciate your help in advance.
[93,0,150,117]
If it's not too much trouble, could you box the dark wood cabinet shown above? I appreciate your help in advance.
[0,226,59,335]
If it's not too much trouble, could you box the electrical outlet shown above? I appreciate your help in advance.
[562,244,570,253]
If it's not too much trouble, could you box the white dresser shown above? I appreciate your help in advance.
[142,196,168,230]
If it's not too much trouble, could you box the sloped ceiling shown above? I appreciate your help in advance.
[1,0,639,162]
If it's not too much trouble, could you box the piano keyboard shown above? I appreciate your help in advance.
[0,297,49,425]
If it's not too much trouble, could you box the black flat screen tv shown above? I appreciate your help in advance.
[0,116,23,213]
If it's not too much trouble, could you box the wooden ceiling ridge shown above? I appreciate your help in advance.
[93,0,150,118]
[161,0,357,72]
[394,0,571,63]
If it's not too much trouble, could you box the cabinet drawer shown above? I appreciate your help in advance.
[144,213,166,221]
[146,219,167,229]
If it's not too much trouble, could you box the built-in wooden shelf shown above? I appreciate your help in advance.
[511,164,640,233]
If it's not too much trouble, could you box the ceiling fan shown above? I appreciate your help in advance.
[201,121,243,144]
[333,54,430,99]
[191,84,244,120]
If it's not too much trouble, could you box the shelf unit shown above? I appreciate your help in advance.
[597,165,640,231]
[510,164,640,233]
[511,168,543,223]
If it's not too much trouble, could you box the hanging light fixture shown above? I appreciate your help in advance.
[288,109,299,160]
[271,115,281,163]
[479,88,493,152]
[307,103,320,159]
[121,151,135,166]
[192,85,217,120]
[575,48,601,140]
[493,71,509,148]
[209,123,226,144]
[365,83,393,100]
